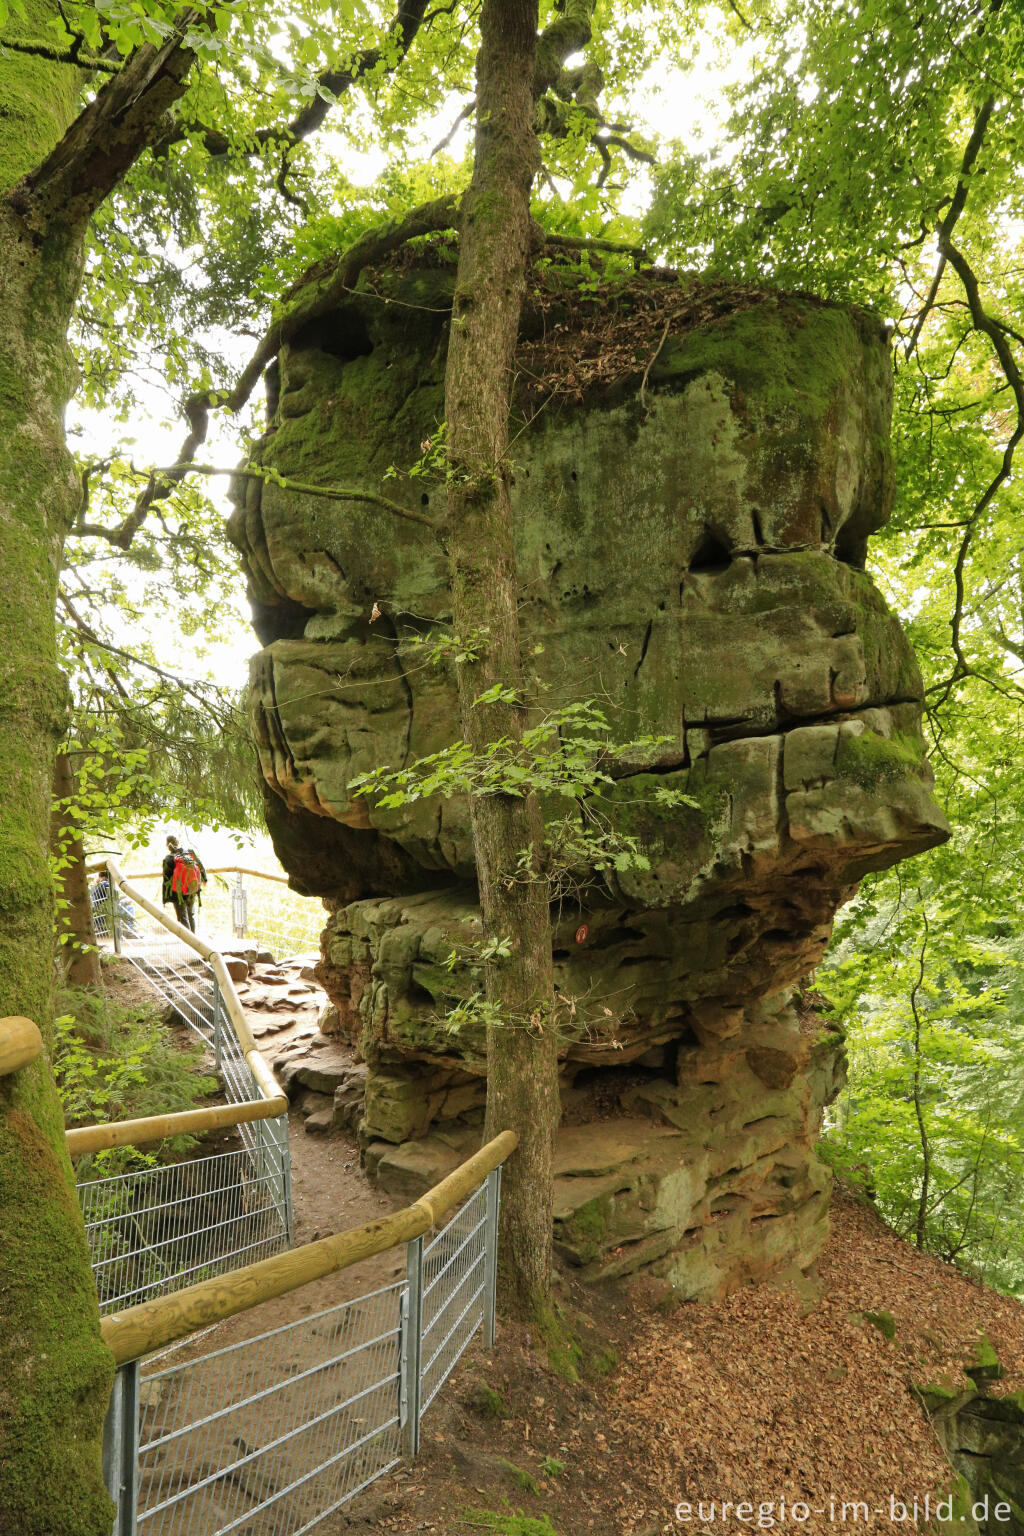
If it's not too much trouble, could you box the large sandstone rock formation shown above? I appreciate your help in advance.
[229,255,948,1298]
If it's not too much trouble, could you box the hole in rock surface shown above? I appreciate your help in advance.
[252,595,315,647]
[291,307,374,362]
[563,1059,674,1123]
[587,925,651,949]
[688,529,732,574]
[833,521,868,570]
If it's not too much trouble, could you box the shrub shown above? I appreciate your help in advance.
[55,985,217,1174]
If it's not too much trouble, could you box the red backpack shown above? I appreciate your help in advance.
[171,850,202,897]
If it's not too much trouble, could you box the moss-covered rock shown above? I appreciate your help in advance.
[920,1380,1024,1534]
[230,264,945,899]
[230,257,947,1295]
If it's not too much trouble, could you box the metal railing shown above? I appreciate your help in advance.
[74,861,292,1313]
[106,865,325,963]
[223,868,324,962]
[102,1137,512,1536]
[79,1140,290,1313]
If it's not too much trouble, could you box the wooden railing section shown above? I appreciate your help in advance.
[67,856,288,1155]
[100,1130,518,1364]
[93,863,290,885]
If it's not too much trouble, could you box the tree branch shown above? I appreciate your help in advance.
[227,466,438,526]
[594,130,655,166]
[74,459,438,541]
[933,237,1024,694]
[543,232,649,261]
[153,0,432,159]
[72,195,458,551]
[73,394,210,549]
[533,0,596,98]
[59,593,234,717]
[11,8,204,233]
[533,22,653,185]
[723,0,753,29]
[0,34,120,72]
[431,98,476,156]
[81,0,630,557]
[903,94,996,358]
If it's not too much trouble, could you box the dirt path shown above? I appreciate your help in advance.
[106,948,407,1345]
[147,1115,406,1370]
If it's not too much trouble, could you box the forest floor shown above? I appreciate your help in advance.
[329,1187,1024,1536]
[102,957,1024,1535]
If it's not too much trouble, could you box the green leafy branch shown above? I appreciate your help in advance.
[350,697,694,812]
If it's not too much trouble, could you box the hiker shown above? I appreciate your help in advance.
[162,835,207,933]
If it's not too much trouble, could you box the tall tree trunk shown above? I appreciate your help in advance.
[52,750,103,988]
[444,0,558,1319]
[0,9,114,1529]
[910,923,931,1251]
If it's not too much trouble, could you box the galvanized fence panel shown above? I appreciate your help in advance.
[419,1179,490,1412]
[105,1168,505,1536]
[102,870,324,966]
[78,879,291,1311]
[80,1142,291,1313]
[235,873,323,963]
[134,1280,404,1536]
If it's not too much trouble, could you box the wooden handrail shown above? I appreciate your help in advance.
[63,860,289,1157]
[100,1130,518,1364]
[66,1096,288,1155]
[0,1016,44,1076]
[93,864,290,886]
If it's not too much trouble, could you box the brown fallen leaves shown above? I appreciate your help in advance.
[339,1186,1024,1536]
[515,269,817,407]
[608,1188,1024,1535]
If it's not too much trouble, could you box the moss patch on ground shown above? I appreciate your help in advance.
[535,1302,584,1384]
[464,1514,563,1536]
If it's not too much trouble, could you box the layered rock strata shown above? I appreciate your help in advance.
[229,257,948,1297]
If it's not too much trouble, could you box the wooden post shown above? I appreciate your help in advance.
[0,1016,43,1076]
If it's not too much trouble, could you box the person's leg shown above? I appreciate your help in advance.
[171,894,187,928]
[184,895,197,932]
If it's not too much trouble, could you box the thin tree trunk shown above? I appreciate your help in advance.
[910,921,931,1251]
[52,750,102,988]
[443,0,558,1319]
[0,9,114,1529]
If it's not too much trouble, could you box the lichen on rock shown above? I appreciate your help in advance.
[229,255,949,1299]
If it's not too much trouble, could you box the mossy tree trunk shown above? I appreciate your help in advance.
[52,750,102,988]
[1,6,200,1526]
[0,150,115,1536]
[443,0,559,1319]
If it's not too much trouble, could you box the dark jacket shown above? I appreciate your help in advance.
[162,847,207,904]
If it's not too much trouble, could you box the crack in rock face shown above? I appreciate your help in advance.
[228,259,949,1299]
